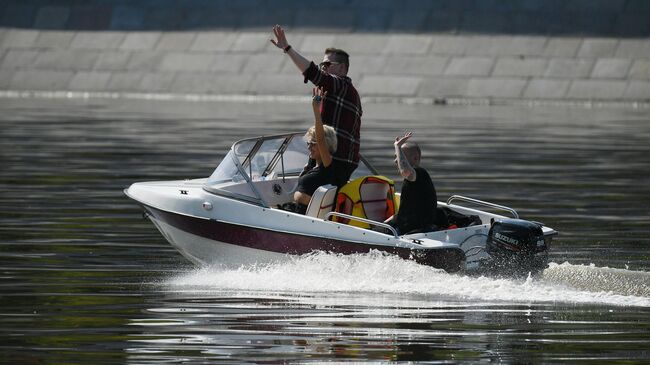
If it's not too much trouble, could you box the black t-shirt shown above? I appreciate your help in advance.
[297,160,346,196]
[394,167,437,234]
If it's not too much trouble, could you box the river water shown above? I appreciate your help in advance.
[1,95,648,363]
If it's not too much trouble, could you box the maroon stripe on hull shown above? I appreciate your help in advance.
[144,205,464,272]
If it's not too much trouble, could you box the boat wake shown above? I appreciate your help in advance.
[541,262,650,297]
[165,251,649,307]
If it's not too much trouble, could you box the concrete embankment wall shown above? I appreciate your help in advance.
[1,1,649,102]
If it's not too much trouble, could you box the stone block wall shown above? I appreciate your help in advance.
[1,1,649,102]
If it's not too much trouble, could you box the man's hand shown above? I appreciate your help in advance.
[394,132,416,181]
[270,24,289,50]
[394,131,412,147]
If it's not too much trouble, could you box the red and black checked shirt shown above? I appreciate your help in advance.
[303,62,362,167]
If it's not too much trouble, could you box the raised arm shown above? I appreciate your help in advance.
[312,87,332,168]
[270,25,310,73]
[395,132,417,182]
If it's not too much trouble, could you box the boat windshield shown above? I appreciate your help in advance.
[206,133,308,185]
[205,132,377,205]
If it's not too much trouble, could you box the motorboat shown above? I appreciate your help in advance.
[125,132,558,276]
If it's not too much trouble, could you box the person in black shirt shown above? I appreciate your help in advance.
[291,87,346,214]
[386,132,438,234]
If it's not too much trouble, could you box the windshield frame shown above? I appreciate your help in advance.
[204,132,378,208]
[204,133,305,207]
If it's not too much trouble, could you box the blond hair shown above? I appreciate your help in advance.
[305,125,338,154]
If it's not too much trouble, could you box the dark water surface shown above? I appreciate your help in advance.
[1,96,648,364]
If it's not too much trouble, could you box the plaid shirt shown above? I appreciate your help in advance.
[303,62,362,167]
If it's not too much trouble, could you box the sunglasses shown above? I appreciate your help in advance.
[306,141,317,148]
[319,61,341,69]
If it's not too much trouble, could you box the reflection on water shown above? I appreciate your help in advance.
[126,289,649,364]
[0,96,648,363]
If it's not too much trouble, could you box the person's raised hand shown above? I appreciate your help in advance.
[394,132,413,147]
[312,87,327,106]
[270,25,289,50]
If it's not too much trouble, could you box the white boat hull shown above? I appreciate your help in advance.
[149,216,291,267]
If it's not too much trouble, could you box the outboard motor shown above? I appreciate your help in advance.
[486,218,548,277]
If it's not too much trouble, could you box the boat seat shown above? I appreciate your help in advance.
[359,179,392,222]
[305,184,338,219]
[334,176,397,228]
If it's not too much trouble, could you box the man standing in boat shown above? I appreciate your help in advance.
[271,25,362,184]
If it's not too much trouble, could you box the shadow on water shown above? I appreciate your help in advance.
[0,96,648,363]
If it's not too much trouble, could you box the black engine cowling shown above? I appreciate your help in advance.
[485,218,548,276]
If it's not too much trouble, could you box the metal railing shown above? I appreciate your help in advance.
[446,195,519,219]
[324,212,399,238]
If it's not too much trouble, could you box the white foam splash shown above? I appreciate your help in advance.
[165,251,650,307]
[541,262,650,297]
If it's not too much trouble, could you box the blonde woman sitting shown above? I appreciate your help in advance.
[291,87,348,214]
